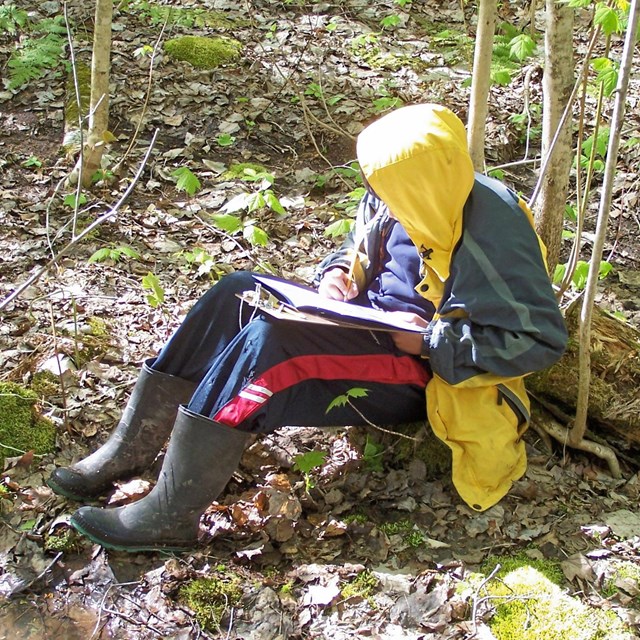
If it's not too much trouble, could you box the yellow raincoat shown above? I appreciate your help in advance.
[333,104,567,510]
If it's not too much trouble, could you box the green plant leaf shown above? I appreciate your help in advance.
[572,261,590,290]
[21,155,42,168]
[324,218,355,239]
[246,191,266,213]
[210,212,243,233]
[88,248,113,264]
[216,133,236,147]
[594,3,621,35]
[63,193,87,208]
[509,33,536,61]
[595,64,619,97]
[553,263,566,286]
[326,387,369,413]
[491,69,512,86]
[243,224,269,246]
[265,190,286,215]
[172,166,201,197]
[380,14,401,29]
[363,436,384,472]
[293,450,327,475]
[599,260,613,280]
[118,246,141,260]
[141,272,165,307]
[326,394,350,413]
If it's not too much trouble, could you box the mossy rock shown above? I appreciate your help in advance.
[482,551,564,586]
[164,36,242,70]
[486,565,633,640]
[0,382,56,466]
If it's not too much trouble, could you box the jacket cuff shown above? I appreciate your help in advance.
[420,325,433,359]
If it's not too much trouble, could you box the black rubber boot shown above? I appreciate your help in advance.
[69,406,249,552]
[47,359,197,501]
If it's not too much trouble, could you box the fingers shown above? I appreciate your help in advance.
[318,268,359,301]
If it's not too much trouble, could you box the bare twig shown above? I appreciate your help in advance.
[471,563,502,632]
[48,302,69,432]
[114,19,168,173]
[300,95,353,190]
[530,25,602,208]
[0,130,159,313]
[347,399,420,442]
[572,0,640,447]
[63,1,86,239]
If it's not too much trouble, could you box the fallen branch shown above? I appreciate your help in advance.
[0,130,159,314]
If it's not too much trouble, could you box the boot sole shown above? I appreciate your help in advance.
[46,477,103,502]
[70,514,196,553]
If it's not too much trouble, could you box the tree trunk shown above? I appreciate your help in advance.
[527,302,640,451]
[72,0,113,188]
[467,0,497,171]
[534,0,574,273]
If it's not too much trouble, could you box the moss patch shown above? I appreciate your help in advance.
[392,421,452,480]
[379,518,428,549]
[341,569,379,601]
[482,551,564,586]
[178,572,243,632]
[31,370,60,399]
[602,560,640,605]
[65,60,91,128]
[44,528,82,554]
[164,36,242,70]
[0,382,56,466]
[224,162,268,180]
[487,566,633,640]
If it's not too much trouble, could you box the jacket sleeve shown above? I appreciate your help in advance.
[313,192,384,289]
[422,182,568,385]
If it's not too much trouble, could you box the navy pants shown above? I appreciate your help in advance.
[154,272,429,433]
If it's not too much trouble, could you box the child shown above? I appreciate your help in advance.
[48,104,567,551]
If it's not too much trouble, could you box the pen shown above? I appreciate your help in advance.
[344,252,357,301]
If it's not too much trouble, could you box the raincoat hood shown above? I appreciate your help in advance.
[357,104,475,305]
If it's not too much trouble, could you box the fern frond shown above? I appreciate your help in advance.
[6,33,66,91]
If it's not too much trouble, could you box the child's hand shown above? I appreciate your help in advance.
[318,268,359,301]
[388,312,429,355]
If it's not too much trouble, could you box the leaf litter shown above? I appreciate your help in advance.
[1,0,640,637]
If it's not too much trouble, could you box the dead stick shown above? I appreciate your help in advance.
[0,130,159,313]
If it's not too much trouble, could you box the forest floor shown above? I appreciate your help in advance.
[1,0,640,638]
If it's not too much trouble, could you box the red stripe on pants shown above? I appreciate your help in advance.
[213,353,430,428]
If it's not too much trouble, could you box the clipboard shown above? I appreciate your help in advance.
[238,274,427,334]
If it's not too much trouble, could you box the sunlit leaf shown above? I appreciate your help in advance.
[293,450,327,474]
[88,247,112,263]
[265,190,286,215]
[324,218,355,239]
[171,166,201,196]
[243,224,269,246]
[509,33,536,61]
[594,3,621,35]
[210,212,243,233]
[63,193,87,208]
[141,272,165,307]
[491,69,512,86]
